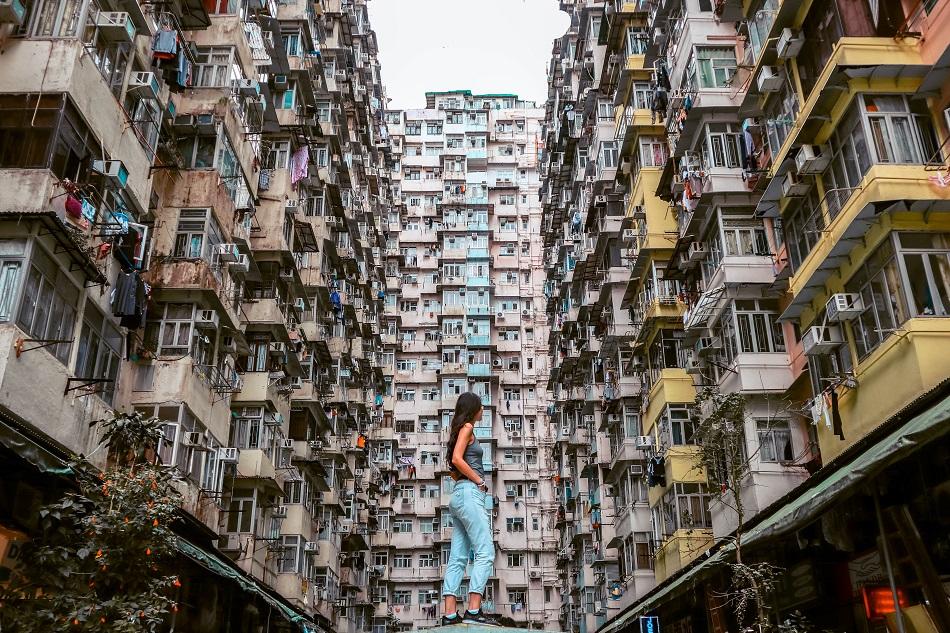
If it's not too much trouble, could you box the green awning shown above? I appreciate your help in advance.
[175,538,318,632]
[599,545,734,633]
[0,414,73,476]
[743,392,950,546]
[599,393,950,633]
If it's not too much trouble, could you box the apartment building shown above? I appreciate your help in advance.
[369,90,560,631]
[0,0,395,632]
[543,0,950,632]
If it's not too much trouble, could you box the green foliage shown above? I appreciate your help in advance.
[0,412,182,632]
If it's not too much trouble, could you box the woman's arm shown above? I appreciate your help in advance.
[451,423,486,489]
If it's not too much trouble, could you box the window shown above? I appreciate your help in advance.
[600,141,618,169]
[639,137,669,167]
[0,240,25,322]
[719,299,786,364]
[278,535,304,573]
[16,245,79,365]
[757,419,793,463]
[704,123,744,169]
[506,517,525,533]
[392,590,411,605]
[597,100,614,122]
[507,552,524,567]
[173,209,224,260]
[662,406,696,446]
[393,554,412,568]
[281,31,301,56]
[392,519,412,533]
[225,491,254,533]
[74,301,122,404]
[848,233,950,357]
[25,0,92,37]
[194,47,237,88]
[151,303,195,356]
[695,47,736,88]
[508,588,527,610]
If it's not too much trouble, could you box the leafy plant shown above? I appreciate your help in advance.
[0,412,182,632]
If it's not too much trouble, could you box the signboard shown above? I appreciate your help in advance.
[640,616,660,633]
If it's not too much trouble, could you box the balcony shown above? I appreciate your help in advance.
[234,449,281,494]
[0,40,153,205]
[654,528,713,583]
[233,371,285,408]
[718,352,794,394]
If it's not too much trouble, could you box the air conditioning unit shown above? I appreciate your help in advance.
[506,486,517,497]
[634,435,654,449]
[95,11,136,42]
[272,505,288,518]
[757,65,784,93]
[304,541,320,553]
[802,325,844,355]
[272,74,288,89]
[172,114,195,129]
[794,144,831,175]
[355,468,364,477]
[309,440,323,450]
[826,293,864,322]
[583,414,595,424]
[687,242,708,263]
[90,159,129,188]
[220,533,242,551]
[213,243,240,263]
[622,229,636,240]
[281,439,294,449]
[594,601,606,615]
[270,342,286,354]
[492,359,502,367]
[279,267,295,280]
[510,431,522,439]
[607,414,620,424]
[595,195,607,205]
[128,71,161,100]
[604,485,616,496]
[782,171,811,197]
[221,335,237,353]
[0,0,27,25]
[230,254,250,273]
[695,336,721,357]
[496,311,505,319]
[234,78,260,95]
[294,298,307,311]
[686,355,703,375]
[522,309,531,317]
[776,28,805,59]
[196,309,219,329]
[529,571,542,579]
[218,447,239,463]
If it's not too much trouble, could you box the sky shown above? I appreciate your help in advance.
[368,0,570,110]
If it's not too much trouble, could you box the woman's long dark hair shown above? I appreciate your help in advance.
[446,392,483,471]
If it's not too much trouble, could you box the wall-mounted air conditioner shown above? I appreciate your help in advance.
[794,144,831,175]
[776,28,805,59]
[826,293,864,322]
[757,65,784,92]
[128,71,161,100]
[802,325,844,355]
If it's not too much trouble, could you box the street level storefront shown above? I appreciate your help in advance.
[0,408,327,633]
[600,387,950,633]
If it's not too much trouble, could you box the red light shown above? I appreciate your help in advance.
[862,586,909,620]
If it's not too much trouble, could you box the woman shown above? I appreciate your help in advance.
[441,392,498,626]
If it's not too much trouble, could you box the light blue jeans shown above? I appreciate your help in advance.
[441,480,494,597]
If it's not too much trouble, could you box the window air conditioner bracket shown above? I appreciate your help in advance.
[64,377,114,396]
[14,337,74,358]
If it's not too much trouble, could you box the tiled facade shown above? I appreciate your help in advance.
[542,1,950,632]
[375,91,561,631]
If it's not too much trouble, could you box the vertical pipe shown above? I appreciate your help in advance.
[873,487,906,633]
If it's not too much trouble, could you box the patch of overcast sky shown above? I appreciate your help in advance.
[369,0,571,110]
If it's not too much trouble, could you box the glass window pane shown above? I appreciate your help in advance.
[903,253,935,315]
